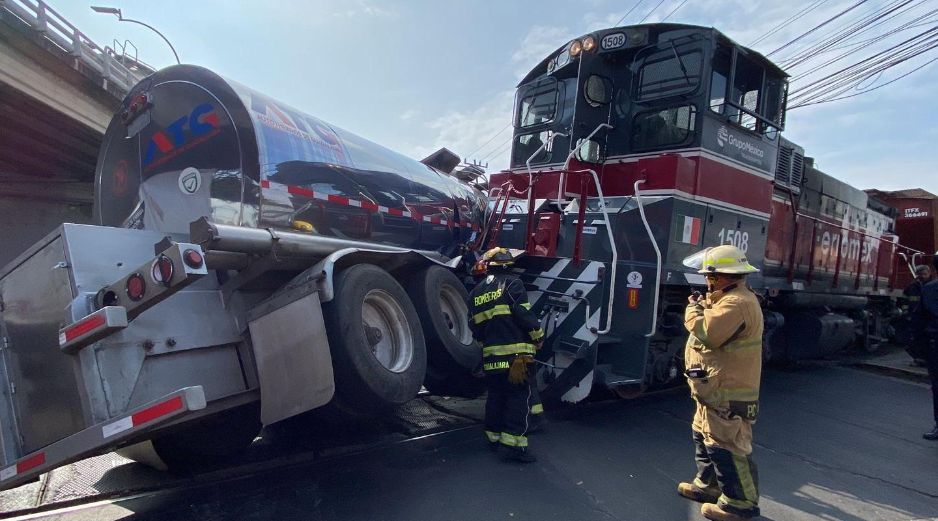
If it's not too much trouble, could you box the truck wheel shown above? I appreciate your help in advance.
[323,264,427,412]
[150,404,260,471]
[406,266,480,372]
[423,365,486,399]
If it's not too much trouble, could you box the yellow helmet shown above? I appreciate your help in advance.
[482,247,522,267]
[682,245,759,275]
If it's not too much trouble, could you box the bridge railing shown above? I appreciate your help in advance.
[1,0,148,95]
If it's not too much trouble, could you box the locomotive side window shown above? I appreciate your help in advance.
[729,56,763,131]
[517,78,560,128]
[512,130,551,166]
[631,105,697,151]
[709,44,788,136]
[709,48,731,114]
[634,44,702,101]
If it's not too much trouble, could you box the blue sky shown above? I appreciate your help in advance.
[53,0,938,193]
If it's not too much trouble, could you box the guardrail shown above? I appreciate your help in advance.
[0,0,148,95]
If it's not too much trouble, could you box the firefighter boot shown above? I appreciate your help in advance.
[924,426,938,441]
[677,482,719,503]
[501,446,537,463]
[701,503,758,521]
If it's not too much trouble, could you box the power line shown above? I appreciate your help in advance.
[661,0,691,22]
[779,0,918,68]
[788,24,938,106]
[480,137,513,163]
[749,0,828,46]
[464,123,511,159]
[790,54,938,108]
[614,0,645,27]
[767,0,871,57]
[789,6,938,80]
[638,0,668,23]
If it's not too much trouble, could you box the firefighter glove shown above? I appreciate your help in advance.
[508,355,534,384]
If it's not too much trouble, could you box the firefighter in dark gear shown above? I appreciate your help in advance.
[678,245,763,521]
[468,247,544,462]
[472,250,546,431]
[921,277,938,440]
[903,265,933,364]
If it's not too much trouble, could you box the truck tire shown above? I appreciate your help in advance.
[323,264,427,412]
[406,266,480,372]
[150,404,261,472]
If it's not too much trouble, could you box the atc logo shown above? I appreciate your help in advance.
[143,103,221,170]
[177,167,202,195]
[716,126,729,147]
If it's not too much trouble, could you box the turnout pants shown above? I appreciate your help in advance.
[484,370,534,448]
[693,404,760,517]
[926,339,938,425]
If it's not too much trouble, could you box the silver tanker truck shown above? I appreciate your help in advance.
[0,65,487,487]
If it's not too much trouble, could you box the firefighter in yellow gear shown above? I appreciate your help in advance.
[677,245,763,521]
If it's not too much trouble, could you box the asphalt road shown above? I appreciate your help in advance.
[6,364,938,521]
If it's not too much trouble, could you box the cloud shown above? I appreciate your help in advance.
[511,25,574,73]
[330,1,395,19]
[408,90,516,174]
[399,109,419,121]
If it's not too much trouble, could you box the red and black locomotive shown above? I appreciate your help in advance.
[482,23,927,402]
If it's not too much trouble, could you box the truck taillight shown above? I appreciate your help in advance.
[126,273,146,301]
[120,92,151,125]
[151,255,174,286]
[183,249,203,268]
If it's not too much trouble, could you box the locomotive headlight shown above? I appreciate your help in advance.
[556,49,571,68]
[582,36,596,52]
[570,39,583,57]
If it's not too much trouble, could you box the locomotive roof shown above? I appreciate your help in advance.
[518,23,788,87]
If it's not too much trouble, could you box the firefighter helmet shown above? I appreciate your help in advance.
[482,247,521,267]
[682,245,759,275]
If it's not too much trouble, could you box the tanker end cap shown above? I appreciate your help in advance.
[421,148,461,174]
[189,217,220,247]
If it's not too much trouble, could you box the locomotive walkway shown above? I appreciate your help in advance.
[1,364,935,521]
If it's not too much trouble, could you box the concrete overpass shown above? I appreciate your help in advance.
[0,0,150,265]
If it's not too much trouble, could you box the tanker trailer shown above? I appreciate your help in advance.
[0,65,485,487]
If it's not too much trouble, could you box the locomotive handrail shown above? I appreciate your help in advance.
[560,168,618,335]
[557,124,614,208]
[794,211,922,252]
[634,179,662,338]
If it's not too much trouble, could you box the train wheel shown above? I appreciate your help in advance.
[323,264,427,412]
[406,266,480,372]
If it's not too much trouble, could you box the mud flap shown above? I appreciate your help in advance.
[248,285,335,425]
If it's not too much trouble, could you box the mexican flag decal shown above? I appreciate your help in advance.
[675,215,701,245]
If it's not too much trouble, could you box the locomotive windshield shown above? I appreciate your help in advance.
[508,25,788,168]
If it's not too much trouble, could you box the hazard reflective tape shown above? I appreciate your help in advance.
[58,306,128,354]
[1,452,45,482]
[102,395,184,438]
[59,313,105,345]
[260,179,480,231]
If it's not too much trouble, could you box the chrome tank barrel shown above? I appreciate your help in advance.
[94,65,485,256]
[190,218,410,257]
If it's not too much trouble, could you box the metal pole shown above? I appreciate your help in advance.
[118,16,180,64]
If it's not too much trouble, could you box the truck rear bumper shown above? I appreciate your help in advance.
[0,386,206,491]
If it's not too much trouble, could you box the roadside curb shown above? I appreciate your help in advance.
[847,362,930,384]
